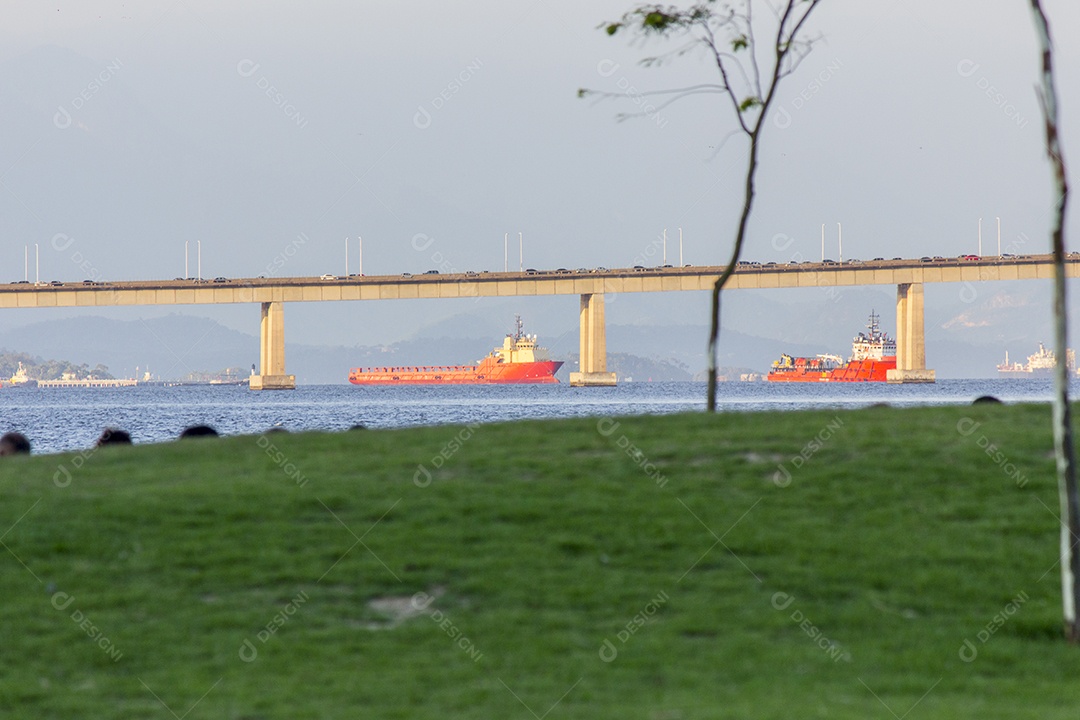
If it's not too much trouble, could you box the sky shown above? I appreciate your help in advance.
[0,0,1077,361]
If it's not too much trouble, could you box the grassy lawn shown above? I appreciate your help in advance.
[0,403,1077,718]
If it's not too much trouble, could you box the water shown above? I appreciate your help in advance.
[0,379,1071,455]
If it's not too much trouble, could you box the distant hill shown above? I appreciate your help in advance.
[0,349,113,381]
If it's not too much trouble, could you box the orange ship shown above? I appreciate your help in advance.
[348,317,563,385]
[767,312,897,382]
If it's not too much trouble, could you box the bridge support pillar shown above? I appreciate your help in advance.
[886,282,936,384]
[249,301,296,390]
[570,293,617,387]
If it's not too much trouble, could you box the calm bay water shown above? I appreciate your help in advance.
[0,379,1073,455]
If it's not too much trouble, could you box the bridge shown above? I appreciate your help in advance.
[2,254,1074,388]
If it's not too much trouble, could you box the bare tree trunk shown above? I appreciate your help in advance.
[707,138,759,411]
[587,1,821,412]
[1029,0,1080,641]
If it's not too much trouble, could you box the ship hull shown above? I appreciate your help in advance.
[349,360,563,385]
[768,358,896,383]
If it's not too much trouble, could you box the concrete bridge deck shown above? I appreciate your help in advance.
[1,254,1072,388]
[1,254,1075,307]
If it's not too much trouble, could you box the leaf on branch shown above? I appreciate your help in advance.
[643,11,669,29]
[732,35,748,51]
[577,88,590,98]
[739,96,761,112]
[605,22,622,36]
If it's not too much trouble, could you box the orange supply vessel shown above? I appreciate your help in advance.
[767,312,896,382]
[348,316,563,385]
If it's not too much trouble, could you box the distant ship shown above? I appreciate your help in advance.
[2,362,36,388]
[997,344,1076,377]
[767,312,896,382]
[348,316,563,385]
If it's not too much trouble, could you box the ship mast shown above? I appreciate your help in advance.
[514,314,523,342]
[867,310,880,338]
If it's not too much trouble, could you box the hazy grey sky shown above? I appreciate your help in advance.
[0,0,1077,352]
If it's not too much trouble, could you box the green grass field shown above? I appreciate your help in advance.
[1,403,1078,718]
